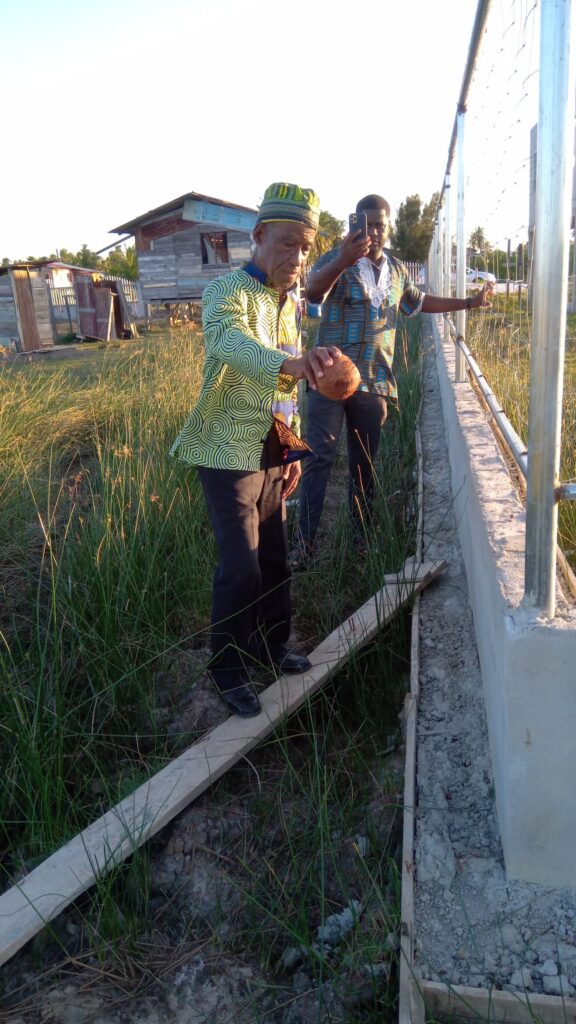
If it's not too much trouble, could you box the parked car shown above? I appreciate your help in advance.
[451,267,497,287]
[466,266,496,285]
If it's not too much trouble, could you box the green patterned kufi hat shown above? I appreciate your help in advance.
[256,182,321,231]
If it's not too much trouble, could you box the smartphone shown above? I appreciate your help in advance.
[349,211,368,240]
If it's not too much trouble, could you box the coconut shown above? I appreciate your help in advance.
[316,354,361,401]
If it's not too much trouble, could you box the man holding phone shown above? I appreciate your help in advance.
[291,193,493,563]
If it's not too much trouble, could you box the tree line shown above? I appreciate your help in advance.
[314,199,529,280]
[310,194,441,264]
[2,196,528,281]
[1,244,138,280]
[0,195,439,279]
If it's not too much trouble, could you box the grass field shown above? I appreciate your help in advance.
[0,322,422,1022]
[1,332,216,865]
[3,298,572,1015]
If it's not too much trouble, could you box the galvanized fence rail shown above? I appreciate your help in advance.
[427,0,575,617]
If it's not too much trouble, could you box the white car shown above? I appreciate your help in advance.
[466,266,496,285]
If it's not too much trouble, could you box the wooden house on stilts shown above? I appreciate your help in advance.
[109,191,257,321]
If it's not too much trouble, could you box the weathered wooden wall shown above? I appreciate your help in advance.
[0,267,140,351]
[137,222,253,303]
[11,270,41,351]
[32,270,55,347]
[0,276,19,349]
[1,270,57,350]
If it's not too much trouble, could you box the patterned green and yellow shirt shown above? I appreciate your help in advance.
[312,248,424,399]
[170,266,301,471]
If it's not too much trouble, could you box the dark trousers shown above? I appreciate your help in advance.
[197,440,290,684]
[297,387,388,547]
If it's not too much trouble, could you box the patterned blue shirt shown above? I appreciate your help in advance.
[311,248,424,399]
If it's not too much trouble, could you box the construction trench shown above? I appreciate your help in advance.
[402,316,576,1023]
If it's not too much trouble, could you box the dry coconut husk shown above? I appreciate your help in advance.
[316,354,361,401]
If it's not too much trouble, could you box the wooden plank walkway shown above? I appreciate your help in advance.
[420,980,576,1024]
[0,558,445,967]
[399,428,425,1024]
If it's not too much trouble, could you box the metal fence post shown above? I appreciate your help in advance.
[436,220,441,293]
[431,222,436,293]
[524,0,574,616]
[443,176,452,344]
[455,106,467,382]
[432,211,440,296]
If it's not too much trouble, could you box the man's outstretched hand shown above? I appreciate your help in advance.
[470,283,494,309]
[282,346,343,390]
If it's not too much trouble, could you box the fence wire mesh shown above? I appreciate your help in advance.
[434,0,576,602]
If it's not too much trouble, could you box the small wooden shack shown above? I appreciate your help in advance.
[110,191,257,318]
[0,261,142,353]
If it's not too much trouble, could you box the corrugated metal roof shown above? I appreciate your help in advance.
[0,260,98,275]
[110,190,258,234]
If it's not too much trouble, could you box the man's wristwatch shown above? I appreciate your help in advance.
[465,297,472,310]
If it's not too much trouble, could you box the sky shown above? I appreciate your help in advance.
[1,0,543,260]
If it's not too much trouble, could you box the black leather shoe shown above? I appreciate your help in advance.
[287,543,313,572]
[210,675,262,717]
[270,647,312,675]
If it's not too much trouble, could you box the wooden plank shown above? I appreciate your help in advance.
[173,230,202,254]
[421,980,576,1024]
[140,214,190,242]
[182,198,256,233]
[148,236,175,254]
[74,275,97,337]
[94,287,114,341]
[399,426,426,1024]
[113,283,138,338]
[11,270,40,351]
[399,676,421,1024]
[0,558,445,967]
[398,426,576,1024]
[29,274,54,347]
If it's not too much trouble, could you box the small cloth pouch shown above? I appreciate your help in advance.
[272,417,313,464]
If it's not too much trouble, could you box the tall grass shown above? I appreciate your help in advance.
[465,293,576,569]
[0,319,423,1019]
[209,649,406,1020]
[0,320,421,881]
[0,333,214,869]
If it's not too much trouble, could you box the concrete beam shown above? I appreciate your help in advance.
[430,314,576,885]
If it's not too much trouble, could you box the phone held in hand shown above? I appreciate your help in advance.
[349,211,368,239]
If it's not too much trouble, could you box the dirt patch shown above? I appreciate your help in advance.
[0,745,404,1023]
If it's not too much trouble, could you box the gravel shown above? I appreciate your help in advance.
[413,328,576,997]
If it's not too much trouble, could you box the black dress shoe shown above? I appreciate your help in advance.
[269,646,312,674]
[210,674,262,717]
[287,543,313,571]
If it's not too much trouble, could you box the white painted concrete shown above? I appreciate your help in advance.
[429,315,576,886]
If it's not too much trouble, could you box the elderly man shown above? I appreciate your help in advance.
[170,183,340,717]
[292,193,492,562]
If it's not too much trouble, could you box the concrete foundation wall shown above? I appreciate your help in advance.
[430,316,576,886]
